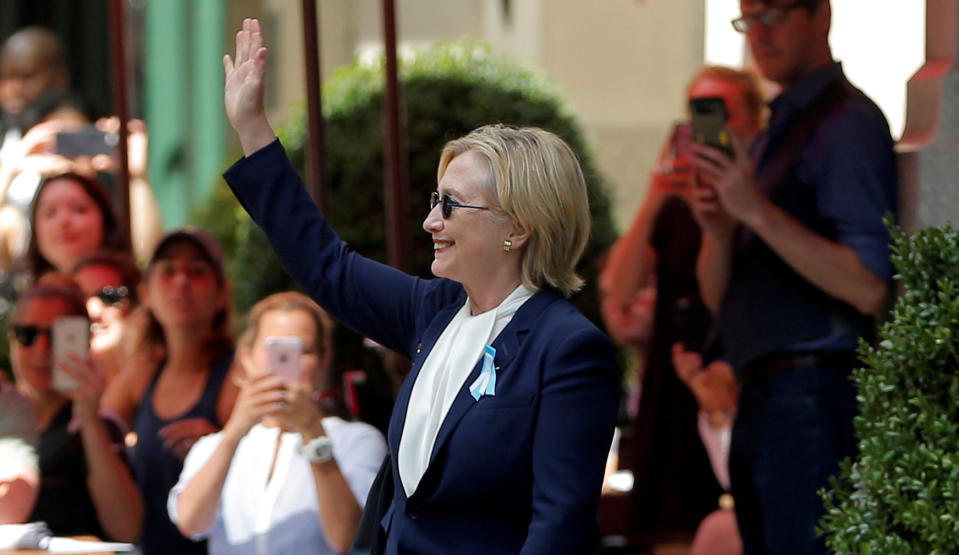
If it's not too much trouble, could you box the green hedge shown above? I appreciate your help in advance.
[196,39,617,427]
[820,221,959,552]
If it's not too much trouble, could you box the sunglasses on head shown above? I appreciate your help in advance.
[94,285,129,306]
[430,192,490,219]
[9,324,53,347]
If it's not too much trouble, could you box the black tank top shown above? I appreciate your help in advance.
[131,352,233,555]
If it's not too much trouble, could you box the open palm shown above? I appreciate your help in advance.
[223,18,275,154]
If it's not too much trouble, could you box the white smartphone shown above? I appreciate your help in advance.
[52,316,90,393]
[265,336,303,384]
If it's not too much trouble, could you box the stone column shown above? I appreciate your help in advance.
[898,0,959,230]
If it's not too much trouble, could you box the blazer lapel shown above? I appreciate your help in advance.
[388,296,464,497]
[407,288,561,503]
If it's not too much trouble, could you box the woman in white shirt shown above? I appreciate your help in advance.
[168,291,388,554]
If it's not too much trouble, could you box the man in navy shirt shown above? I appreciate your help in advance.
[689,0,897,553]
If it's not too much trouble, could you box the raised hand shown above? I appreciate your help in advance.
[223,18,276,156]
[58,351,107,425]
[601,285,656,348]
[671,342,738,428]
[688,177,737,240]
[690,129,766,229]
[221,371,287,442]
[274,378,327,439]
[91,117,148,179]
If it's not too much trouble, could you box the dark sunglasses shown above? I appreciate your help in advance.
[94,285,129,307]
[430,192,490,219]
[9,324,53,347]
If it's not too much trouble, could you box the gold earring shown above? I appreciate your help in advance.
[503,239,512,252]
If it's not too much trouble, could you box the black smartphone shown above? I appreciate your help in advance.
[689,96,733,157]
[56,127,118,158]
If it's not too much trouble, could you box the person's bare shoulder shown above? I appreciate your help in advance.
[101,352,159,426]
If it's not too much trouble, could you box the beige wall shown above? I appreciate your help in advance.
[248,0,361,125]
[537,0,705,229]
[253,0,707,232]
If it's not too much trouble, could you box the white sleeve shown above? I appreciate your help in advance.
[166,432,224,539]
[331,422,389,506]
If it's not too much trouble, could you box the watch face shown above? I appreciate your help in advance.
[304,435,334,463]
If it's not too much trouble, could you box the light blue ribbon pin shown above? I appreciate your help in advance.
[470,345,497,401]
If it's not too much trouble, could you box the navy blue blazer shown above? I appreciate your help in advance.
[225,140,620,554]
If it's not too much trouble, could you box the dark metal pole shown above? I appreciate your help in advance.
[382,0,411,384]
[108,0,131,247]
[301,0,328,212]
[382,0,408,272]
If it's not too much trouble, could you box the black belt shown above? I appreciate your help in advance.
[737,350,859,390]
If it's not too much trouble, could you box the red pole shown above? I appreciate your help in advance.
[108,0,131,247]
[382,0,411,384]
[301,0,328,212]
[382,0,408,272]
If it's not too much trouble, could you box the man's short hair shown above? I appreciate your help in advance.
[755,0,823,12]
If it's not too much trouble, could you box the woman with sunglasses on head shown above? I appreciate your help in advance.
[169,291,387,554]
[70,249,141,384]
[7,276,142,541]
[101,229,239,555]
[222,19,618,554]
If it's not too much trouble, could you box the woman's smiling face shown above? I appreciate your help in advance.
[422,151,511,290]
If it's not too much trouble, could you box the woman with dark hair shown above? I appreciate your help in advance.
[170,291,387,554]
[101,229,239,555]
[26,172,129,279]
[8,277,142,541]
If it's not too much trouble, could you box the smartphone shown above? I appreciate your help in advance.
[52,316,90,393]
[56,127,118,158]
[265,336,303,384]
[689,96,733,157]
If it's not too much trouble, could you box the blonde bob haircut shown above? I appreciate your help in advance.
[437,124,591,298]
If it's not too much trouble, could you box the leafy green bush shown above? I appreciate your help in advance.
[819,222,959,553]
[196,39,617,427]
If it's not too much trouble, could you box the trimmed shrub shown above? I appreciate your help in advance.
[819,222,959,552]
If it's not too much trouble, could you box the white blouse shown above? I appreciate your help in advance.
[398,284,532,496]
[168,417,388,555]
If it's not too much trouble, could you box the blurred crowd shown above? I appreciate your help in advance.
[0,25,387,555]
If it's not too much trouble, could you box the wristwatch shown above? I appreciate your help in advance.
[300,435,334,464]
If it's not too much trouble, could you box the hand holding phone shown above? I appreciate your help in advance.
[56,127,118,158]
[265,336,303,384]
[653,122,695,192]
[52,316,90,393]
[671,122,694,162]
